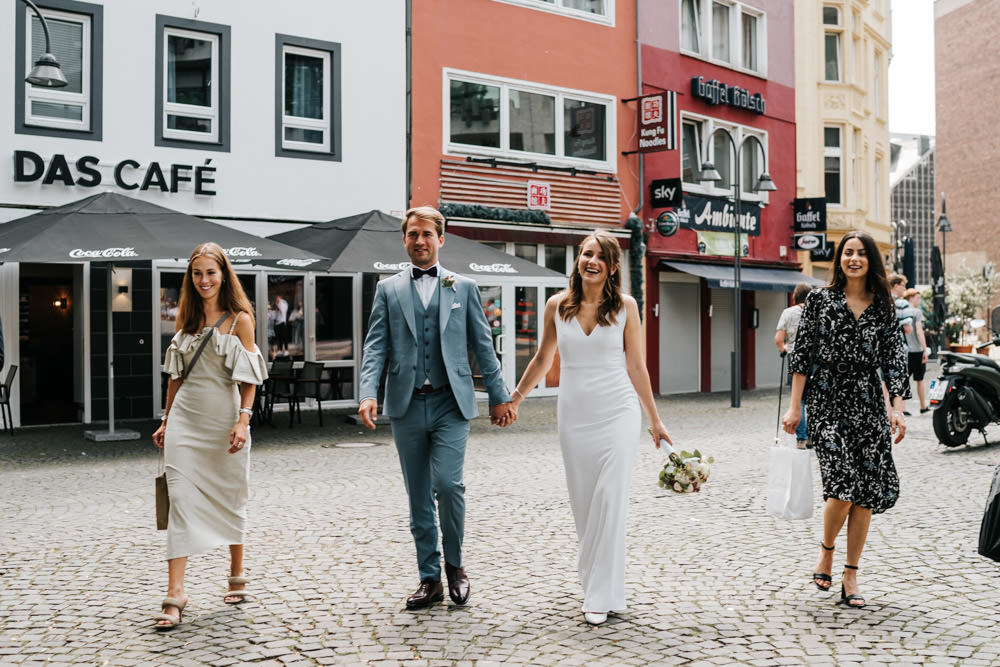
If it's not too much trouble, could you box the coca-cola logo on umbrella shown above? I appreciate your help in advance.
[225,246,263,257]
[68,247,139,258]
[276,258,321,267]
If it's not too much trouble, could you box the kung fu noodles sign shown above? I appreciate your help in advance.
[673,194,761,236]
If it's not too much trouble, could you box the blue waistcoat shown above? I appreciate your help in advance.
[412,280,448,389]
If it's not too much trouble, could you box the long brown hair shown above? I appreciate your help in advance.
[827,230,894,323]
[177,242,255,334]
[559,230,623,326]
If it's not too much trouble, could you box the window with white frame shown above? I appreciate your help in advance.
[155,15,230,150]
[682,114,769,201]
[163,28,218,141]
[874,158,881,222]
[446,71,613,168]
[851,127,859,208]
[679,1,765,75]
[824,6,841,82]
[681,0,701,52]
[276,35,341,160]
[16,0,103,139]
[824,126,842,206]
[681,119,703,185]
[491,0,612,22]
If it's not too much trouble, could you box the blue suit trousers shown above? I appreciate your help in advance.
[391,389,470,582]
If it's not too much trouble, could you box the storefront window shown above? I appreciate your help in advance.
[712,129,733,191]
[515,243,538,264]
[267,274,304,361]
[468,286,503,392]
[315,276,353,360]
[544,245,567,274]
[515,286,538,381]
[681,120,702,184]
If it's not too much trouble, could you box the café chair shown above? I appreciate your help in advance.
[267,358,300,427]
[0,365,17,435]
[298,361,326,426]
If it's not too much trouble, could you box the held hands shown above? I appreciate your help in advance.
[228,421,249,454]
[358,398,378,430]
[781,406,801,434]
[490,402,517,427]
[152,423,166,449]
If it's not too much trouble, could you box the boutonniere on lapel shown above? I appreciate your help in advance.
[441,275,456,291]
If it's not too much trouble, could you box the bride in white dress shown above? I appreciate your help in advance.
[511,230,672,625]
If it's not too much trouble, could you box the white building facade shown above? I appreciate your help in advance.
[1,0,406,427]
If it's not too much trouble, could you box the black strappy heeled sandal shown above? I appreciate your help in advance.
[813,542,834,591]
[840,564,866,608]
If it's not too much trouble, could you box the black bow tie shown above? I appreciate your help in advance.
[411,266,438,280]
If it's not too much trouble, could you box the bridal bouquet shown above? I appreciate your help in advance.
[650,429,714,493]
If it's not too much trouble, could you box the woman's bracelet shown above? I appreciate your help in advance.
[160,413,168,422]
[512,388,524,400]
[238,407,253,417]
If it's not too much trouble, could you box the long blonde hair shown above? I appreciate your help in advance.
[558,230,623,326]
[177,242,255,334]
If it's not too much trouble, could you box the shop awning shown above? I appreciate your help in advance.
[267,210,567,279]
[662,261,825,292]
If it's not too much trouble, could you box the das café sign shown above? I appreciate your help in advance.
[12,150,218,195]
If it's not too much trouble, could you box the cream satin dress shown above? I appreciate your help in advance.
[162,314,267,560]
[555,306,640,613]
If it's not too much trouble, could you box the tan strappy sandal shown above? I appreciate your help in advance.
[224,576,251,604]
[153,596,187,630]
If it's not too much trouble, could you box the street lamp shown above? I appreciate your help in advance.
[21,0,69,87]
[699,131,776,408]
[890,220,907,275]
[937,192,951,297]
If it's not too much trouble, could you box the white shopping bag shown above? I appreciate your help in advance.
[766,445,813,520]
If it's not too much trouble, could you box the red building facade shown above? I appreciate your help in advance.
[639,0,804,395]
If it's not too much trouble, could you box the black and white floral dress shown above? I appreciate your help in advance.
[789,288,909,514]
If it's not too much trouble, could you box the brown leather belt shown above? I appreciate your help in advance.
[414,383,449,395]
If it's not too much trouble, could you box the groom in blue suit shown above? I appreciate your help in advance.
[359,206,514,609]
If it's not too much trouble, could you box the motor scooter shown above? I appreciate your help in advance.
[929,330,1000,447]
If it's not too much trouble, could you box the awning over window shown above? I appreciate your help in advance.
[662,261,825,292]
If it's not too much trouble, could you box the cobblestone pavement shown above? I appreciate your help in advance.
[2,383,1000,666]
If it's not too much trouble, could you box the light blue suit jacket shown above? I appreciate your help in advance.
[359,267,510,420]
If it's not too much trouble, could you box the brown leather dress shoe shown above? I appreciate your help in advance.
[444,562,471,605]
[405,580,443,610]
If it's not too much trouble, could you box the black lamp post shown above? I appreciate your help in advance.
[21,0,69,88]
[699,131,776,408]
[937,192,951,296]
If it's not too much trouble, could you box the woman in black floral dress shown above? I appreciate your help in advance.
[781,231,909,609]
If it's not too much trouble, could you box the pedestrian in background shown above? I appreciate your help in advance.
[889,274,914,335]
[151,242,268,630]
[903,288,930,414]
[775,282,813,447]
[781,231,909,609]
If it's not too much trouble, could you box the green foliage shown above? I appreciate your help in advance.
[439,203,551,225]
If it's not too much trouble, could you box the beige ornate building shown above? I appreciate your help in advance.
[795,0,892,277]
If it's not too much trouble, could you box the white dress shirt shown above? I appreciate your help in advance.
[412,263,440,309]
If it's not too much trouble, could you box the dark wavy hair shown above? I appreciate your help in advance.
[826,230,894,323]
[177,242,255,334]
[559,230,623,326]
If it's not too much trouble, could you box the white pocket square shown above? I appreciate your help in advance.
[451,302,462,310]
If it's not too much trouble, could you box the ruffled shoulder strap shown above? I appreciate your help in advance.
[228,311,244,335]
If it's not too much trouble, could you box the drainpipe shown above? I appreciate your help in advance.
[625,0,646,315]
[405,0,412,207]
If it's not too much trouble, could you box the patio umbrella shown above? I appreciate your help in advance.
[0,192,327,440]
[266,209,566,278]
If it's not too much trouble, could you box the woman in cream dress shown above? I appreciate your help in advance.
[152,242,267,629]
[510,230,673,625]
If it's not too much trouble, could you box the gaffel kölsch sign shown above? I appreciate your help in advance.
[691,76,766,115]
[13,150,218,196]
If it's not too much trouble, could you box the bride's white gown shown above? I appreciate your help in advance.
[555,307,640,613]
